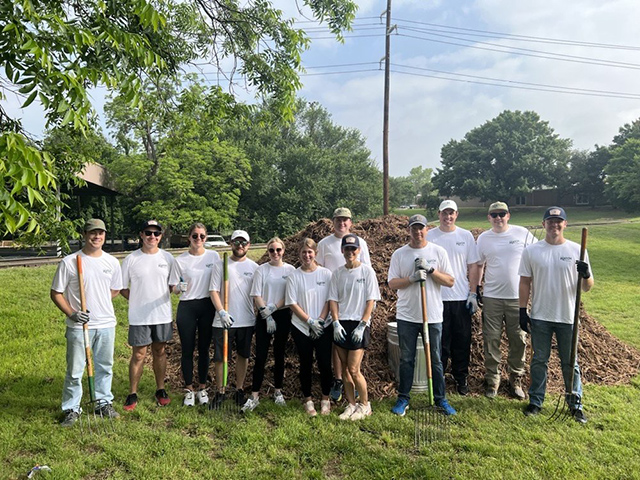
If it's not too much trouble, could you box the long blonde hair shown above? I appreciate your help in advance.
[267,236,285,250]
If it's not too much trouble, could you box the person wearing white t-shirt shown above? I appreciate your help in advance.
[317,207,371,403]
[121,220,175,411]
[328,234,380,421]
[169,223,220,407]
[209,230,258,409]
[476,202,537,400]
[518,207,594,424]
[389,214,457,417]
[50,219,123,427]
[426,200,480,396]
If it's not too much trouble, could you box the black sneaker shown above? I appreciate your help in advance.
[524,404,541,416]
[60,409,80,427]
[571,408,588,424]
[456,380,469,396]
[234,389,246,406]
[95,403,120,419]
[208,392,226,410]
[330,379,343,402]
[155,389,171,407]
[123,393,138,412]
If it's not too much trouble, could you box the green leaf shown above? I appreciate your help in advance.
[21,89,38,108]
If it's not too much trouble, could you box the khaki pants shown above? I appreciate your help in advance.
[482,297,526,388]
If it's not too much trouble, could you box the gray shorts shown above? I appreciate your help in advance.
[128,323,173,347]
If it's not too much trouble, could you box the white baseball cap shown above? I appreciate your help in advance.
[438,200,458,212]
[230,230,250,242]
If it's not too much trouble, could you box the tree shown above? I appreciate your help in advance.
[605,138,640,211]
[433,110,572,202]
[566,148,609,208]
[612,118,640,147]
[389,176,414,207]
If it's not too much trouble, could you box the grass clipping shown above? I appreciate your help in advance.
[165,215,640,399]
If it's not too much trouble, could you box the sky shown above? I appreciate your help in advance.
[6,0,640,177]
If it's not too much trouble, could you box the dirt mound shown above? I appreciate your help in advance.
[164,215,640,400]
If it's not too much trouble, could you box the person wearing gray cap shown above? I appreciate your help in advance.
[476,202,537,400]
[51,219,123,426]
[518,207,594,423]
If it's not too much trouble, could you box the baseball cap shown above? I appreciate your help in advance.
[438,200,458,212]
[231,230,250,242]
[341,233,360,249]
[408,214,428,227]
[488,201,509,213]
[332,207,352,219]
[140,220,163,231]
[543,206,567,221]
[84,219,106,232]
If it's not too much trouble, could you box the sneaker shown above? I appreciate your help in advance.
[234,389,246,406]
[571,408,588,424]
[391,397,410,416]
[274,391,286,406]
[350,402,372,421]
[241,396,260,413]
[436,399,457,416]
[509,377,526,400]
[456,380,469,396]
[524,403,541,416]
[155,389,171,407]
[184,390,195,407]
[95,403,120,419]
[123,393,138,412]
[330,379,344,402]
[196,389,209,406]
[60,409,80,427]
[485,385,498,399]
[320,399,331,416]
[208,392,226,410]
[304,400,317,417]
[338,403,357,420]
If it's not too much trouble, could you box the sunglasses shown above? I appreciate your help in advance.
[490,212,507,218]
[232,240,249,247]
[191,234,206,240]
[268,247,283,254]
[144,230,162,237]
[343,246,358,252]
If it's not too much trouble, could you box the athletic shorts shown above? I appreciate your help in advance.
[128,322,173,347]
[213,326,254,361]
[333,320,371,351]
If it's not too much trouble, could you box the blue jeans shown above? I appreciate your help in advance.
[62,327,115,412]
[397,319,445,402]
[529,319,582,409]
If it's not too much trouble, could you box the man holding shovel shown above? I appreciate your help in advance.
[51,219,123,427]
[518,207,594,423]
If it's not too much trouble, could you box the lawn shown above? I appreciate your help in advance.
[1,212,639,479]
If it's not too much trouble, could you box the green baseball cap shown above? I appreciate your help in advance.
[84,218,107,232]
[488,201,509,213]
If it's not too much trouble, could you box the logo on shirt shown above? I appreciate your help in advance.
[316,281,326,286]
[509,240,522,245]
[158,263,168,269]
[243,272,254,277]
[456,242,466,246]
[356,278,365,284]
[559,256,573,263]
[282,275,289,280]
[206,263,215,268]
[103,269,112,274]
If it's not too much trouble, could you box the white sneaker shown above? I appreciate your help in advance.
[350,402,372,421]
[304,400,317,417]
[339,403,357,420]
[196,389,209,405]
[241,396,260,413]
[320,399,331,416]
[274,391,286,406]
[183,390,195,407]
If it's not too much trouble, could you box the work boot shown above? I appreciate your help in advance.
[456,379,469,396]
[485,384,498,399]
[509,376,526,400]
[60,409,80,427]
[571,408,588,424]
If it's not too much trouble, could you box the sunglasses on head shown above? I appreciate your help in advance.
[490,212,507,218]
[232,240,248,247]
[191,234,206,240]
[144,230,162,237]
[268,247,283,254]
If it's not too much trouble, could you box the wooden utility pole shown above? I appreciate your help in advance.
[382,0,393,215]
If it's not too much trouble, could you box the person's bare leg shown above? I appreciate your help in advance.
[129,345,148,394]
[151,342,167,390]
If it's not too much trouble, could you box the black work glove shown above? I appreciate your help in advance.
[576,260,591,279]
[476,285,483,307]
[519,307,531,333]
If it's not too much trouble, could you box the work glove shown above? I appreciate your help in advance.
[177,280,188,294]
[259,303,277,319]
[409,270,428,283]
[414,257,429,271]
[218,309,234,329]
[519,307,531,333]
[576,260,591,279]
[266,315,277,334]
[308,318,325,339]
[466,292,479,315]
[351,320,368,343]
[333,320,347,343]
[476,285,483,307]
[69,311,90,324]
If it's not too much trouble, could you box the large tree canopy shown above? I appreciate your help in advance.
[433,110,572,202]
[605,138,640,211]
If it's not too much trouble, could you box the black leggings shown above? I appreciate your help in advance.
[176,298,215,386]
[291,326,333,398]
[251,308,291,392]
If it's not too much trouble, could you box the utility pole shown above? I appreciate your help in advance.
[382,0,394,215]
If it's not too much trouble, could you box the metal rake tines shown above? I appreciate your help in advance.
[79,400,116,435]
[413,406,450,446]
[207,392,242,418]
[548,392,582,422]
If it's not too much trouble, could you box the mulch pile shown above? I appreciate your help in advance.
[163,215,640,400]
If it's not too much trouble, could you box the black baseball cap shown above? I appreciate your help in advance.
[543,206,567,221]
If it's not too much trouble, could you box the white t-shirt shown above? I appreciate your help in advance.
[518,239,593,324]
[388,243,453,324]
[316,234,371,272]
[51,250,123,329]
[169,250,220,301]
[286,266,333,336]
[426,227,479,301]
[476,225,537,299]
[250,262,296,307]
[209,257,258,328]
[121,249,174,326]
[328,264,380,321]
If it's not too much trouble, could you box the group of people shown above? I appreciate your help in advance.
[50,201,593,427]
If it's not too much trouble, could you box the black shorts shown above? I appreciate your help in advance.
[333,320,371,351]
[212,326,254,361]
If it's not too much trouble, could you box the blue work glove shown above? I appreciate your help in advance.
[218,309,234,329]
[466,292,479,314]
[308,318,325,339]
[351,320,368,343]
[266,315,277,334]
[259,303,277,319]
[576,260,591,279]
[69,311,90,324]
[519,308,531,333]
[333,320,347,343]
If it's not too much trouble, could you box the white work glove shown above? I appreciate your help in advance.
[414,257,429,271]
[177,280,188,294]
[259,303,277,319]
[409,270,428,283]
[351,320,368,343]
[308,318,325,339]
[218,309,234,329]
[333,320,347,343]
[69,311,90,324]
[266,315,277,334]
[466,292,479,314]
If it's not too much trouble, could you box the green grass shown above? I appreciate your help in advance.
[1,215,640,479]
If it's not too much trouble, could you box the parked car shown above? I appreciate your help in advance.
[204,235,227,248]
